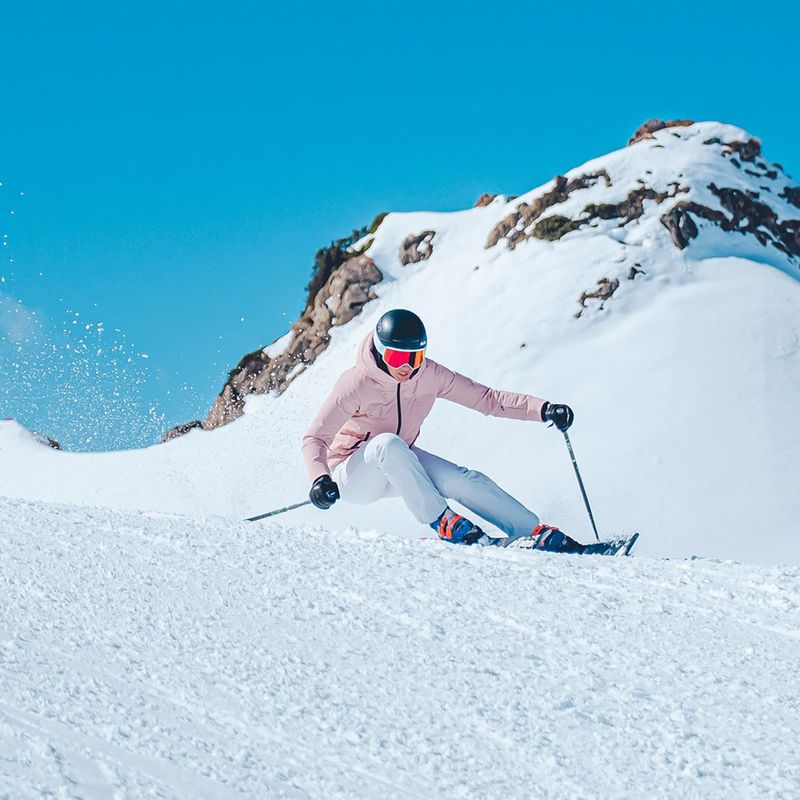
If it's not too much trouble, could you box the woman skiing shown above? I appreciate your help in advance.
[301,309,591,552]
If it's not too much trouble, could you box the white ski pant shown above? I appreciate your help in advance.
[331,432,540,538]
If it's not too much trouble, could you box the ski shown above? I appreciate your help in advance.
[494,530,640,556]
[577,531,640,556]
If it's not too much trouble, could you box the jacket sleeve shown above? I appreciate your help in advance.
[434,362,547,422]
[301,371,361,482]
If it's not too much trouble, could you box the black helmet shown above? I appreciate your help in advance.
[374,309,427,351]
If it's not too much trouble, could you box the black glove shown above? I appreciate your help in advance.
[309,474,340,510]
[542,402,574,432]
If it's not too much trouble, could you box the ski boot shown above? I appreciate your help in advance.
[528,524,585,554]
[431,507,495,545]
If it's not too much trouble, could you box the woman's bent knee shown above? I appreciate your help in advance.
[364,433,410,468]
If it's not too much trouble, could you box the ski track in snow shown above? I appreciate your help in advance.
[1,497,798,799]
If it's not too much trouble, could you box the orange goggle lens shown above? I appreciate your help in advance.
[383,347,425,369]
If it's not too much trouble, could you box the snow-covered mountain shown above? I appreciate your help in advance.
[2,119,800,798]
[2,119,798,565]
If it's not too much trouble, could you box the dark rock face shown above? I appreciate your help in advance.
[204,254,383,430]
[707,136,772,175]
[628,119,694,146]
[662,204,707,249]
[486,171,612,249]
[399,231,436,265]
[515,183,687,244]
[661,185,800,257]
[723,139,761,163]
[162,420,204,442]
[581,183,688,226]
[781,186,800,209]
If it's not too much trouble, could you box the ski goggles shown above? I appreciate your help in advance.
[381,346,426,369]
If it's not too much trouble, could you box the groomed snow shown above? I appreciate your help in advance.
[1,497,799,799]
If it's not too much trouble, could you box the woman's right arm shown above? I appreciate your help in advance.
[301,371,361,482]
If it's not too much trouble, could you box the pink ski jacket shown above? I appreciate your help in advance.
[302,334,548,482]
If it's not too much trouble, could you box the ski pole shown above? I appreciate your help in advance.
[562,431,600,541]
[245,500,311,523]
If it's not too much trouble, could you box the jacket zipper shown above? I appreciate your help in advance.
[395,383,402,435]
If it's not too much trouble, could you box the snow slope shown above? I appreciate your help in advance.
[1,121,799,570]
[2,497,799,799]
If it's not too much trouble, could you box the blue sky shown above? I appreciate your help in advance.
[1,0,798,450]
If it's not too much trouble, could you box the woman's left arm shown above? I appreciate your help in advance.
[433,362,547,422]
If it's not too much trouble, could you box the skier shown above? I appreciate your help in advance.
[301,309,594,552]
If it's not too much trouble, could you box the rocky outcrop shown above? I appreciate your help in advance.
[781,186,800,209]
[724,138,761,164]
[486,171,612,249]
[522,183,688,244]
[399,231,436,265]
[165,215,389,439]
[204,254,383,430]
[705,136,771,173]
[162,420,203,443]
[661,184,800,257]
[34,432,61,449]
[576,278,619,318]
[628,119,695,146]
[661,202,716,249]
[474,193,498,207]
[531,215,583,241]
[304,215,384,309]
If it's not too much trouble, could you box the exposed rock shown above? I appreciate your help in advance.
[474,193,498,207]
[582,183,687,225]
[575,262,645,317]
[660,185,800,257]
[528,183,688,243]
[781,186,800,209]
[627,119,694,147]
[576,278,620,318]
[162,420,204,442]
[304,212,386,309]
[165,215,389,439]
[627,264,645,280]
[723,139,761,163]
[399,231,436,265]
[708,183,800,257]
[486,171,612,249]
[531,215,583,241]
[33,432,61,449]
[660,202,726,249]
[204,254,383,430]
